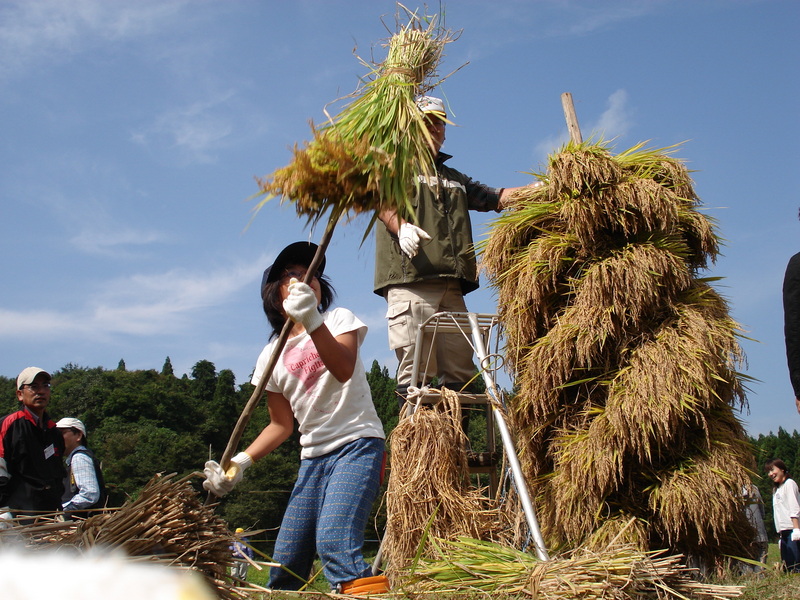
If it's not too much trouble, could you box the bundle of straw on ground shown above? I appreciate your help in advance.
[255,7,454,229]
[382,387,516,582]
[1,473,247,599]
[410,534,743,598]
[481,140,757,568]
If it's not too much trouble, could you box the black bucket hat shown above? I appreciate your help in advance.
[260,241,325,300]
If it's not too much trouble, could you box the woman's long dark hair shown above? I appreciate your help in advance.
[262,274,335,339]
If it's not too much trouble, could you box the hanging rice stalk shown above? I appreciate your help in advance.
[480,140,756,567]
[409,534,743,598]
[382,387,516,581]
[254,6,455,230]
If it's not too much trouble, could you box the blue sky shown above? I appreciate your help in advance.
[1,0,797,437]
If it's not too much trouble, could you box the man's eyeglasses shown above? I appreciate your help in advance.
[22,383,51,391]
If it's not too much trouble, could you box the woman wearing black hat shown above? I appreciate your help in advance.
[203,241,387,594]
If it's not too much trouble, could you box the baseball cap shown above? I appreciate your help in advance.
[56,417,86,438]
[416,96,446,118]
[261,241,325,299]
[17,367,51,390]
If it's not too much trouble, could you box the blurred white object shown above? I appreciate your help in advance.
[1,549,216,600]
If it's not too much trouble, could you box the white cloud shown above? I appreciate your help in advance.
[131,92,237,164]
[562,2,663,37]
[70,228,168,257]
[0,259,263,340]
[0,0,187,78]
[0,308,85,338]
[592,89,633,140]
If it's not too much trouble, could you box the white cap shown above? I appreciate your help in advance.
[16,367,51,390]
[416,96,446,117]
[56,417,86,438]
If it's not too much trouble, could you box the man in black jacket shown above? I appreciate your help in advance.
[0,367,65,524]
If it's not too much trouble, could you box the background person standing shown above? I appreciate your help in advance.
[742,482,769,573]
[230,527,254,581]
[766,458,800,572]
[57,416,106,519]
[0,367,65,523]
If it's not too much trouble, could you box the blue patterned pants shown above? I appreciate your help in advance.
[268,436,385,590]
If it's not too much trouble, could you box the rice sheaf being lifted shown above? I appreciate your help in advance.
[255,8,456,231]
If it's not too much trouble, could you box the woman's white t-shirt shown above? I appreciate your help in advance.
[773,477,800,531]
[251,307,384,459]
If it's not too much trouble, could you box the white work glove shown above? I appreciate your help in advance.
[0,508,13,530]
[283,280,324,333]
[792,528,800,542]
[203,451,253,497]
[398,223,431,259]
[0,457,8,483]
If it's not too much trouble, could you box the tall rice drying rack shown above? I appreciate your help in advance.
[481,93,756,566]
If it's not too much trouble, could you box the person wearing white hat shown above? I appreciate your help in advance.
[56,417,106,519]
[0,367,65,523]
[375,96,536,400]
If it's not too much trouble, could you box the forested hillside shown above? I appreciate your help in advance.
[2,359,794,546]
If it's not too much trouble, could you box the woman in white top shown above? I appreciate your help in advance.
[204,242,387,594]
[766,458,800,572]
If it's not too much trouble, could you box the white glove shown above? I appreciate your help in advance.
[283,280,324,333]
[0,457,8,482]
[203,451,253,497]
[398,223,431,259]
[0,508,13,530]
[792,528,800,542]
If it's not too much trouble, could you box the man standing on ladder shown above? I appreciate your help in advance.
[374,96,533,402]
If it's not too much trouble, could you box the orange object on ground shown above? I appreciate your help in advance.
[339,574,390,595]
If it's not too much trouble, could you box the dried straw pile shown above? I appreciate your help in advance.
[1,474,246,600]
[481,141,756,565]
[383,388,514,580]
[255,7,454,228]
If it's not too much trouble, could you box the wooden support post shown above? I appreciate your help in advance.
[561,92,583,144]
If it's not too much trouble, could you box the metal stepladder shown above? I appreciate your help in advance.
[373,312,548,573]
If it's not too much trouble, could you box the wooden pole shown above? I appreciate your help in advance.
[561,92,583,144]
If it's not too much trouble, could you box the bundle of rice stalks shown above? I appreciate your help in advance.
[75,473,242,597]
[255,6,455,229]
[382,388,515,580]
[409,535,743,598]
[480,140,756,566]
[1,474,246,599]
